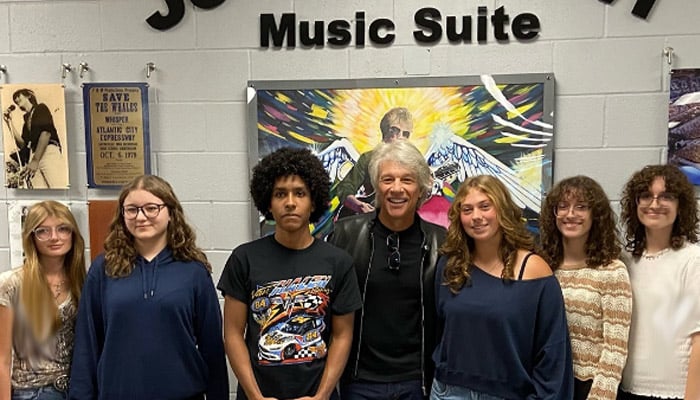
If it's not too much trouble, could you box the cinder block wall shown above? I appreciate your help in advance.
[1,0,699,397]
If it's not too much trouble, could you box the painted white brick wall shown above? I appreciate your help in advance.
[1,0,699,397]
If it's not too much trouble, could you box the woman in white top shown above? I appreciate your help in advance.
[619,164,700,400]
[0,201,86,400]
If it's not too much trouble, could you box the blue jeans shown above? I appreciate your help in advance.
[429,380,503,400]
[341,379,425,400]
[12,386,66,400]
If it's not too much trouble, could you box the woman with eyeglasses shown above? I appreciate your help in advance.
[432,175,573,400]
[0,201,86,400]
[68,175,228,400]
[539,176,632,400]
[618,164,700,400]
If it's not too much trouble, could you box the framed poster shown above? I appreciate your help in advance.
[668,68,700,184]
[248,74,555,238]
[83,82,151,188]
[1,83,69,189]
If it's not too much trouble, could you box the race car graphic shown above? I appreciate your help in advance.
[258,314,327,364]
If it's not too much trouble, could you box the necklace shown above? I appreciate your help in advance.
[642,247,671,260]
[559,262,587,270]
[49,279,66,301]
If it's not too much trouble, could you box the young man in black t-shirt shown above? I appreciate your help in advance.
[218,147,362,400]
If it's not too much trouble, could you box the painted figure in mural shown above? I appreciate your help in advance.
[618,164,700,400]
[3,89,63,189]
[0,201,86,400]
[218,147,361,400]
[329,140,446,400]
[539,175,632,400]
[69,175,228,400]
[432,175,573,400]
[336,107,413,218]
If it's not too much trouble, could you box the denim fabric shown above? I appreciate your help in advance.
[11,386,66,400]
[341,379,425,400]
[429,380,504,400]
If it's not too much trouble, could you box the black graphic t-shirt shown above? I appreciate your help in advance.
[218,235,362,399]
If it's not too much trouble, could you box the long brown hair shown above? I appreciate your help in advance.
[440,175,534,293]
[21,201,86,339]
[539,175,621,269]
[620,164,699,257]
[104,175,211,277]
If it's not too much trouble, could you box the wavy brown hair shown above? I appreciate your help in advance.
[620,164,699,257]
[104,175,211,277]
[440,175,534,293]
[21,201,86,340]
[539,176,621,269]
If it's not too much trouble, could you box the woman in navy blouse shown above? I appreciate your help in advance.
[432,175,573,400]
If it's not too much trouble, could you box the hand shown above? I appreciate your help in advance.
[358,202,375,213]
[26,159,39,173]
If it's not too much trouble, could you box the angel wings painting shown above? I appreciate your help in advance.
[252,74,554,237]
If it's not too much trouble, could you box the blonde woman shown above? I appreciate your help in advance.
[432,175,572,400]
[0,201,86,400]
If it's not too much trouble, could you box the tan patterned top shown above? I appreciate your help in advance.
[0,268,76,389]
[555,259,632,400]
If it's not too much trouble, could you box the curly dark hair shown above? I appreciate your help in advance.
[251,147,330,223]
[620,164,699,257]
[440,175,534,293]
[104,175,211,278]
[539,175,621,269]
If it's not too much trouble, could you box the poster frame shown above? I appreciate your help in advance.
[247,74,556,238]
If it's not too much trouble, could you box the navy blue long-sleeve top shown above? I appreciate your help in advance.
[68,248,229,400]
[432,258,573,399]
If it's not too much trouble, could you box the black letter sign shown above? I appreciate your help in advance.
[147,0,226,31]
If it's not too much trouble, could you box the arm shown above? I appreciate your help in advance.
[528,279,574,400]
[3,115,24,147]
[0,306,12,400]
[297,312,354,400]
[223,296,276,400]
[68,266,104,400]
[686,333,700,400]
[26,131,51,173]
[194,272,229,400]
[588,265,633,400]
[336,153,374,213]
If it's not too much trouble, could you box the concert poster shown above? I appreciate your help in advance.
[1,83,69,190]
[83,83,151,188]
[248,74,555,237]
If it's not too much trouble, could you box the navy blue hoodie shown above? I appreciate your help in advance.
[69,247,228,400]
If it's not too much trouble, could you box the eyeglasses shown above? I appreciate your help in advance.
[122,204,167,220]
[554,202,590,217]
[636,192,677,207]
[387,126,411,139]
[387,233,401,271]
[33,225,72,241]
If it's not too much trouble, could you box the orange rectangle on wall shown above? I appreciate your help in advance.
[88,200,118,261]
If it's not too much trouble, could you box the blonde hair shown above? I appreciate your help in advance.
[104,175,211,277]
[440,175,534,292]
[21,201,86,340]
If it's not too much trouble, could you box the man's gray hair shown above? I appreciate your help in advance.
[368,140,433,207]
